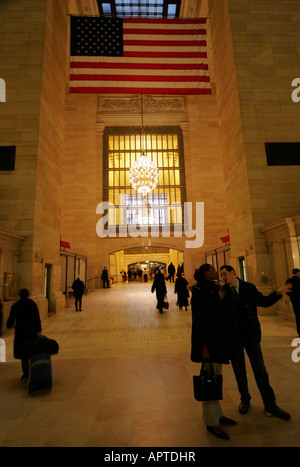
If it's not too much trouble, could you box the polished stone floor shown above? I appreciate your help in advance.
[1,282,300,447]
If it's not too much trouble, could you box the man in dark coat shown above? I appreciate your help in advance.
[174,272,189,310]
[101,267,110,289]
[220,265,291,420]
[72,276,85,311]
[167,262,175,282]
[6,289,42,382]
[285,268,300,337]
[191,264,236,440]
[151,269,167,314]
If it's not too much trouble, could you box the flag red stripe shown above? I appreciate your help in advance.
[124,28,207,36]
[70,74,210,83]
[123,18,207,25]
[124,51,207,58]
[124,40,206,47]
[70,62,209,71]
[70,87,211,95]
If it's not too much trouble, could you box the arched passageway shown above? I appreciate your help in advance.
[109,246,184,284]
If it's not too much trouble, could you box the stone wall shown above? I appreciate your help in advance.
[0,0,68,319]
[209,0,300,290]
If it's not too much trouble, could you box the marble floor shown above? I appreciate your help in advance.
[1,282,300,447]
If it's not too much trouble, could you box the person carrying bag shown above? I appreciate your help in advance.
[191,264,237,440]
[193,362,223,402]
[151,268,167,314]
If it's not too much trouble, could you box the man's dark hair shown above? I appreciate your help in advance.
[19,288,30,299]
[293,268,300,275]
[194,263,212,282]
[220,265,235,273]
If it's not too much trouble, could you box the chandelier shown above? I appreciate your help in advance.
[130,95,159,200]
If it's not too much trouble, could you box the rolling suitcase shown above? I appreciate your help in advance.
[28,353,52,395]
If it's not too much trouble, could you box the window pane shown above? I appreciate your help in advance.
[164,170,169,185]
[169,170,175,185]
[114,135,119,150]
[109,136,114,151]
[159,170,164,185]
[130,135,136,149]
[157,135,162,150]
[173,135,178,150]
[162,135,168,150]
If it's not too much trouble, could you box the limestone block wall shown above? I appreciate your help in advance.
[0,0,68,319]
[208,0,255,279]
[32,0,68,314]
[209,0,300,288]
[0,0,48,291]
[228,0,300,280]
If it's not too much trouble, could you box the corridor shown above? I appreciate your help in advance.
[1,282,300,447]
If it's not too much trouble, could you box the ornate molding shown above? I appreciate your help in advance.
[98,95,186,115]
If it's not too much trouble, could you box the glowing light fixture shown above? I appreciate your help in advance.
[130,96,159,200]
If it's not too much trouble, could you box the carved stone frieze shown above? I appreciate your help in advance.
[98,95,186,115]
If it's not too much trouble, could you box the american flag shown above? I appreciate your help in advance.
[69,16,211,95]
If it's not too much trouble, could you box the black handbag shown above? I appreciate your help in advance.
[193,363,223,401]
[20,336,59,359]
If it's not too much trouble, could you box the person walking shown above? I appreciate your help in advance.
[285,268,300,337]
[191,264,236,440]
[151,268,167,314]
[101,266,110,289]
[220,264,291,420]
[72,276,85,311]
[6,289,42,382]
[174,272,189,310]
[167,262,175,283]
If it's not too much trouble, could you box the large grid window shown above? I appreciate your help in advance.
[97,0,181,19]
[103,127,186,230]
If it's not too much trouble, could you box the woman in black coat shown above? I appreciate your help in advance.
[174,272,189,310]
[7,289,42,381]
[191,264,235,440]
[151,269,167,314]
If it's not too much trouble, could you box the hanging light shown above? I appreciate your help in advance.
[130,95,159,200]
[130,150,159,198]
